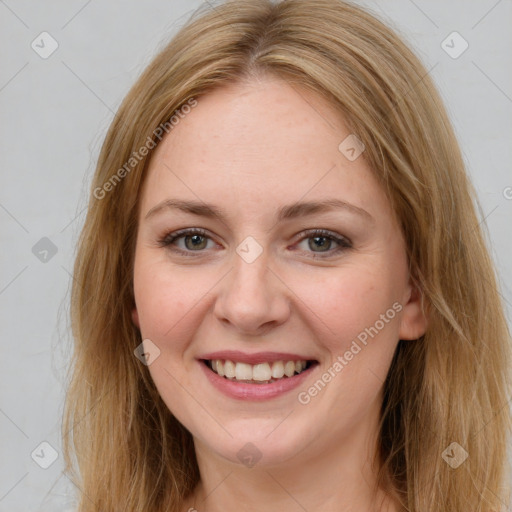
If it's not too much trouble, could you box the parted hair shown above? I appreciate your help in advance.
[62,1,512,510]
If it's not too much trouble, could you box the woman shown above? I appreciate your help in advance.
[63,0,512,510]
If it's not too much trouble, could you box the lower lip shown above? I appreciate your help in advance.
[198,360,317,401]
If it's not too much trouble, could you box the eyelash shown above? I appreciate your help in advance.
[157,228,352,258]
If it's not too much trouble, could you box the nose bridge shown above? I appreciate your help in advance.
[213,240,289,333]
[229,241,271,303]
[229,233,271,288]
[234,248,267,286]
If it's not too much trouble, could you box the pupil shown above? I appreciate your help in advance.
[186,235,206,250]
[184,235,332,252]
[310,236,330,252]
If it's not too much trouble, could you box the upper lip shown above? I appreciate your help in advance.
[199,350,317,365]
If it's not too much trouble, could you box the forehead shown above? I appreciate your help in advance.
[155,78,345,164]
[139,76,390,225]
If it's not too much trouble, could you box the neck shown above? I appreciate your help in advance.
[186,461,399,512]
[183,398,400,512]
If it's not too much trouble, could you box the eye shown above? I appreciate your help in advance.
[294,229,352,257]
[157,228,217,255]
[157,227,352,258]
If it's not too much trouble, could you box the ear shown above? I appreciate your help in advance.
[399,279,428,340]
[131,306,140,329]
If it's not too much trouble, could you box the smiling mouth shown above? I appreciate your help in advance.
[202,359,318,384]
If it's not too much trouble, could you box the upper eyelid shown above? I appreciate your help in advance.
[162,228,348,242]
[161,228,351,253]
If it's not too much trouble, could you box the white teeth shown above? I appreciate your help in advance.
[224,360,236,379]
[284,361,296,377]
[271,361,285,379]
[235,362,253,380]
[208,359,310,382]
[252,363,272,381]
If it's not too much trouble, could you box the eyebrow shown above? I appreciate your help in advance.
[145,197,374,224]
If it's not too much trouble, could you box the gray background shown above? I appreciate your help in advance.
[1,0,511,510]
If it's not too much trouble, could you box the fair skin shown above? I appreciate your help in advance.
[131,75,427,512]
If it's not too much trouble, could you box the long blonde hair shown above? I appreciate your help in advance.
[63,1,512,510]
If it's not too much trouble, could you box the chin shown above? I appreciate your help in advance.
[195,422,309,469]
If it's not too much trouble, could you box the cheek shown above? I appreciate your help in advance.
[293,269,403,418]
[286,263,403,351]
[133,259,205,341]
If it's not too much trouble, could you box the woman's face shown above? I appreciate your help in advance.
[132,76,426,469]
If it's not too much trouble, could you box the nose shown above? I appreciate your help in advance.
[213,248,291,336]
